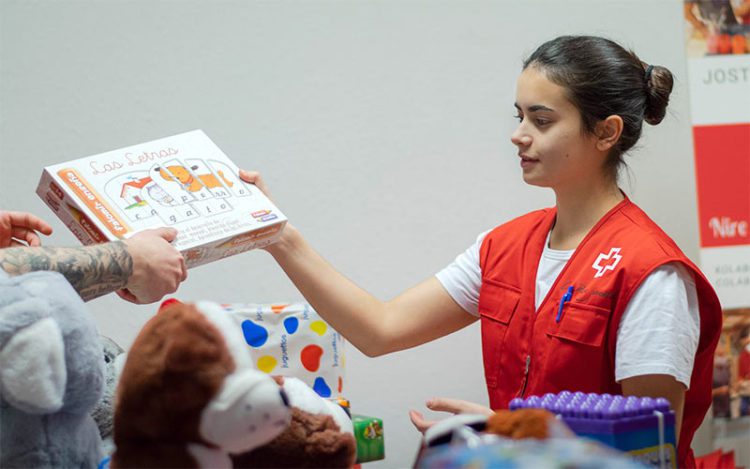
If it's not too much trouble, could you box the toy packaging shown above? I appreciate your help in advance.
[36,130,286,268]
[221,303,386,464]
[352,414,385,463]
[221,303,346,399]
[510,391,677,468]
[415,433,647,469]
[414,411,646,469]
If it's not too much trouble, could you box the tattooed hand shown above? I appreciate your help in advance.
[117,228,188,304]
[0,227,186,303]
[0,210,53,247]
[0,241,133,301]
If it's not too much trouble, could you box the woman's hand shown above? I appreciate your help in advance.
[0,210,53,247]
[409,397,494,434]
[238,170,273,201]
[238,169,296,254]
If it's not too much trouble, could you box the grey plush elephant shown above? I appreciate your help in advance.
[92,335,125,456]
[0,270,104,468]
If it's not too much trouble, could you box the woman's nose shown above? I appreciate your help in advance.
[510,127,531,147]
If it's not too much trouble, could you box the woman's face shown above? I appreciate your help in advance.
[510,66,605,190]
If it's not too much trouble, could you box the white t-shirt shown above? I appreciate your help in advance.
[436,230,700,388]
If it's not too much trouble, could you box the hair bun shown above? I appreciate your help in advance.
[644,65,674,126]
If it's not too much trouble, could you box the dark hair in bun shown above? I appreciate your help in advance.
[524,35,674,179]
[644,64,674,126]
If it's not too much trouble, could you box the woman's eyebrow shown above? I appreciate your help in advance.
[514,103,556,113]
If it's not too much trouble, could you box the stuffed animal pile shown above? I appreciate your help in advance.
[0,275,356,469]
[0,270,105,468]
[112,299,356,468]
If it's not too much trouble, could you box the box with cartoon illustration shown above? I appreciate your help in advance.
[221,303,346,399]
[36,130,286,268]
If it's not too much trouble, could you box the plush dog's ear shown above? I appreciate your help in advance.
[0,317,66,414]
[161,305,228,373]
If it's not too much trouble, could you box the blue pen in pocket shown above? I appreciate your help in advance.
[556,285,574,322]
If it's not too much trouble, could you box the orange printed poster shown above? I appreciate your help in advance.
[37,130,287,268]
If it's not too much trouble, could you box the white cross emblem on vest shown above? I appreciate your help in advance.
[592,248,622,278]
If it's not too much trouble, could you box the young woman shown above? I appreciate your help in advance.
[240,35,722,468]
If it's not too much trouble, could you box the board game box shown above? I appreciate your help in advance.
[36,130,286,268]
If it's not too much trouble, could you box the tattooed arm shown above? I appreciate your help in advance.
[0,242,132,301]
[0,228,188,304]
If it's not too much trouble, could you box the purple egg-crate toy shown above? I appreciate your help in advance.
[510,391,676,468]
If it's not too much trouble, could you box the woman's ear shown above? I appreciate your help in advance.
[595,115,623,151]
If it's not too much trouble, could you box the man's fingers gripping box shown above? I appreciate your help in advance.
[36,130,286,268]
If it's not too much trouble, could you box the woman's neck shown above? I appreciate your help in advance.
[549,183,624,250]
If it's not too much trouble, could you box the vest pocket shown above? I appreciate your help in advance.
[478,280,521,324]
[541,302,612,393]
[545,302,609,347]
[479,280,521,388]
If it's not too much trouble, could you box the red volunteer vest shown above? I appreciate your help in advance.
[478,197,721,468]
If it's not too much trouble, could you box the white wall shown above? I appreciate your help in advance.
[0,1,707,466]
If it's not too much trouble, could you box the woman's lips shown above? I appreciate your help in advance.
[520,155,539,168]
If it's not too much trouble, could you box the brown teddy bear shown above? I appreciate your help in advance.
[232,375,356,468]
[112,300,356,468]
[112,300,292,468]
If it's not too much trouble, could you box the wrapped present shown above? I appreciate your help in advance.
[352,414,385,463]
[222,303,346,398]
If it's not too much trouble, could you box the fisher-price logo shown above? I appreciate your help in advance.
[592,248,622,278]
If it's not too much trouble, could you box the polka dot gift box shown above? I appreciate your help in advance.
[221,303,346,398]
